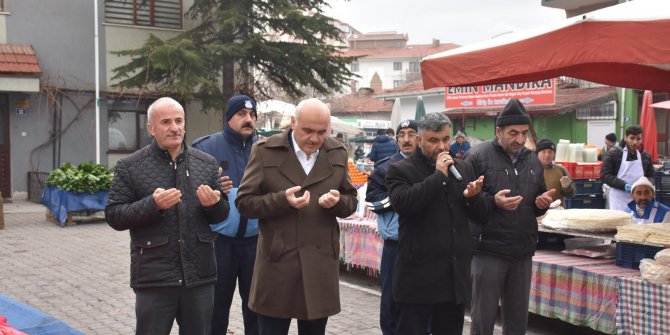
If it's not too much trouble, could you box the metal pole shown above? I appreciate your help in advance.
[94,0,100,164]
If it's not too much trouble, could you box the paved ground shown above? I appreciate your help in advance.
[1,201,602,335]
[0,201,382,335]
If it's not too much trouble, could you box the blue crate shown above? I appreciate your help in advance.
[657,192,670,207]
[655,172,670,193]
[573,179,603,195]
[616,242,664,269]
[565,195,605,209]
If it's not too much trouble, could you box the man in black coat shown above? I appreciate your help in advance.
[106,97,229,335]
[465,98,554,335]
[386,112,489,335]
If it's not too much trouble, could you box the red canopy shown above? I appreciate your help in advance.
[421,0,670,92]
[640,90,658,161]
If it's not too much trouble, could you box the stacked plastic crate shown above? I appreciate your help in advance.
[556,161,605,209]
[655,171,670,206]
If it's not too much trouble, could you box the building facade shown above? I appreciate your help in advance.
[0,0,224,199]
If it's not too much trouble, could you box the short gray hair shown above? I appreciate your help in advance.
[147,97,183,122]
[418,112,452,133]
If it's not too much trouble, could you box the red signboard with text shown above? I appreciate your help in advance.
[445,79,556,109]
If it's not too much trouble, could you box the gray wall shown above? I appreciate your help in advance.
[4,0,102,196]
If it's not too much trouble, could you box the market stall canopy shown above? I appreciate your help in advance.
[257,99,296,116]
[331,116,363,137]
[651,100,670,110]
[421,0,670,92]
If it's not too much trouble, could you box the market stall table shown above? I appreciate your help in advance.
[337,209,381,276]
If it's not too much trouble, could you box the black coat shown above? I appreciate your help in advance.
[106,140,229,289]
[386,149,489,304]
[464,138,547,260]
[601,145,655,191]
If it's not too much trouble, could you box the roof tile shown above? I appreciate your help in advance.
[0,44,42,75]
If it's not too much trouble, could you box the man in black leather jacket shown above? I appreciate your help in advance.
[106,97,229,335]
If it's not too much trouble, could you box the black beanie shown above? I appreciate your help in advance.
[535,139,555,153]
[605,133,616,142]
[396,119,419,135]
[226,95,256,123]
[496,98,530,127]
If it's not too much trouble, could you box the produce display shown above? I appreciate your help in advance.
[541,208,632,232]
[347,160,369,186]
[45,162,113,193]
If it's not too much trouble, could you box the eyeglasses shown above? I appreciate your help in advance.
[397,132,418,139]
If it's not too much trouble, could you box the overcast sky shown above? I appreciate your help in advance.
[324,0,566,46]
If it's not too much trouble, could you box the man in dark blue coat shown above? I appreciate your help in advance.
[386,112,488,335]
[366,128,399,163]
[192,94,259,335]
[365,119,420,335]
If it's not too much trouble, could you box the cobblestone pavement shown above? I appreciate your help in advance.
[2,201,601,335]
[0,202,382,335]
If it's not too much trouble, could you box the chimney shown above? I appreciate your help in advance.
[432,38,440,47]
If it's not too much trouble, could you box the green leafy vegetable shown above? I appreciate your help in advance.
[46,162,113,193]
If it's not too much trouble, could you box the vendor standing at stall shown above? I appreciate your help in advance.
[601,125,655,211]
[535,139,575,203]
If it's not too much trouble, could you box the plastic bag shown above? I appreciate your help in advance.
[654,248,670,266]
[639,258,670,285]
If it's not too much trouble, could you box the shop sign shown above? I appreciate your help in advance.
[445,79,556,109]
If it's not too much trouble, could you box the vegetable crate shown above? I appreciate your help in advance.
[574,179,603,196]
[616,242,664,269]
[565,195,605,209]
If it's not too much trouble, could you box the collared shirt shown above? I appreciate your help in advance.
[291,131,319,175]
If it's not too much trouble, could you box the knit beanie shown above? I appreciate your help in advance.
[496,98,530,127]
[396,119,419,134]
[454,130,465,139]
[535,139,555,153]
[605,133,617,142]
[631,176,655,194]
[226,95,256,123]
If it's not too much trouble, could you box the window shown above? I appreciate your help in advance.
[105,0,183,29]
[351,62,359,72]
[108,99,153,152]
[409,62,420,72]
[393,80,402,88]
[0,0,4,11]
[393,62,402,71]
[575,101,617,120]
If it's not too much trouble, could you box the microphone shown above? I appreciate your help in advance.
[449,164,463,181]
[445,151,463,181]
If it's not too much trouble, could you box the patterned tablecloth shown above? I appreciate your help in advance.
[337,209,382,276]
[617,276,670,335]
[530,250,640,334]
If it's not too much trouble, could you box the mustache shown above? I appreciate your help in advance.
[242,122,254,128]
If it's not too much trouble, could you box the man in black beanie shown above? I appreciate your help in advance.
[464,98,555,335]
[535,138,575,203]
[192,94,259,335]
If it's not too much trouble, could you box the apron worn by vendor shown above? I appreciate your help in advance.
[609,147,644,211]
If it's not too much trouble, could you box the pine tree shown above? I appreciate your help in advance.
[111,0,357,112]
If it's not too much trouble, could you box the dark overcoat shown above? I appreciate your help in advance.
[386,149,489,304]
[236,130,358,320]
